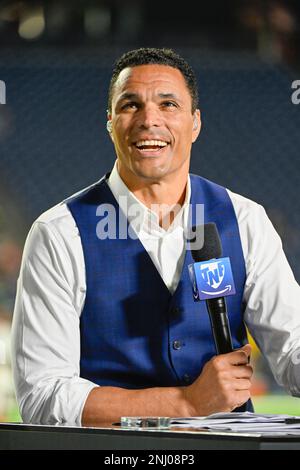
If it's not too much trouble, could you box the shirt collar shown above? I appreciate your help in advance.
[107,160,191,236]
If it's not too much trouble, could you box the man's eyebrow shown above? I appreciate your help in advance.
[117,92,181,101]
[118,92,140,101]
[158,92,179,100]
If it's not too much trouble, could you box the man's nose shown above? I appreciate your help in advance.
[137,104,162,128]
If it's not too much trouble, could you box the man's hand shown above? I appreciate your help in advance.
[183,344,253,416]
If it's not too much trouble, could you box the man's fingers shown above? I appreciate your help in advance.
[228,344,252,365]
[232,364,253,379]
[239,344,252,357]
[233,378,252,391]
[228,350,250,365]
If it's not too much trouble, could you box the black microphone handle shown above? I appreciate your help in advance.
[206,297,248,412]
[206,297,233,354]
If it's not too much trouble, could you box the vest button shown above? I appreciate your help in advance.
[170,307,181,317]
[172,340,182,350]
[183,374,191,384]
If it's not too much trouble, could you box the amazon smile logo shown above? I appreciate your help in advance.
[200,284,233,296]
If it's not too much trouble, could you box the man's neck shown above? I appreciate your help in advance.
[117,162,188,206]
[133,179,187,208]
[117,162,189,228]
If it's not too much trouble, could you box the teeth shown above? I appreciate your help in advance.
[136,140,168,148]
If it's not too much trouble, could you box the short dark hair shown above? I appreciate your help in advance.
[107,47,199,114]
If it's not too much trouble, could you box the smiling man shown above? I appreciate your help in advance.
[109,64,199,194]
[12,48,300,426]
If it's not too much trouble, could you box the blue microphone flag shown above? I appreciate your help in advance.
[188,257,236,301]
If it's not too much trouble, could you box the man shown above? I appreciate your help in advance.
[11,48,300,426]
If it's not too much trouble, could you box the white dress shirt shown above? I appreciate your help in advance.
[11,162,300,425]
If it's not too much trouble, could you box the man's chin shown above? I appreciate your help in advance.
[134,154,172,174]
[117,156,176,185]
[133,165,170,181]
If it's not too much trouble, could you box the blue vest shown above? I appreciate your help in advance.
[67,172,252,411]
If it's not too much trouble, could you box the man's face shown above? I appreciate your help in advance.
[108,64,201,185]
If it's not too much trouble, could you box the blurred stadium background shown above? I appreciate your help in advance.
[1,0,300,421]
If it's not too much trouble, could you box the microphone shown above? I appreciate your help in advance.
[188,223,248,412]
[188,223,234,354]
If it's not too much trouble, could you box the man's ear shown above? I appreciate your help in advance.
[106,121,113,133]
[106,114,114,142]
[192,109,201,143]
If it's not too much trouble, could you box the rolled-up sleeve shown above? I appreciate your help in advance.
[11,216,98,426]
[242,204,300,396]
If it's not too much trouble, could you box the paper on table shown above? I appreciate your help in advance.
[170,412,300,435]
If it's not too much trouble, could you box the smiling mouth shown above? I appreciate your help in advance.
[134,139,170,152]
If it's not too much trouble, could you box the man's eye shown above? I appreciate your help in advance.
[121,102,138,110]
[161,101,178,108]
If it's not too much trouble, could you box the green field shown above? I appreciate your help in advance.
[252,395,300,415]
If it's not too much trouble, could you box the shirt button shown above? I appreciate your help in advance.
[173,340,182,350]
[183,374,191,384]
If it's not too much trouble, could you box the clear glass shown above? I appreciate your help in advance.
[120,416,170,429]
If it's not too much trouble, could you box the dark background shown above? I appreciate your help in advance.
[1,0,300,419]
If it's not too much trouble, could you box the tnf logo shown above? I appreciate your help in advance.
[191,257,236,300]
[200,261,225,289]
[0,80,6,104]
